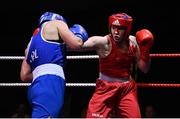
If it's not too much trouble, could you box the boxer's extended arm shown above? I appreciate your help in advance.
[66,35,108,52]
[56,21,84,49]
[70,24,88,42]
[82,36,108,50]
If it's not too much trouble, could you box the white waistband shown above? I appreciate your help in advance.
[99,72,130,82]
[32,64,65,82]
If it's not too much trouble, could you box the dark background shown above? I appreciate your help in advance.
[0,0,180,117]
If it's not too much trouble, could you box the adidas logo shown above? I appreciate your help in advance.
[112,20,120,26]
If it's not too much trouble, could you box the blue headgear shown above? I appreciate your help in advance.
[39,12,67,25]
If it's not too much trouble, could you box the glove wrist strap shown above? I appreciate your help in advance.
[140,52,150,62]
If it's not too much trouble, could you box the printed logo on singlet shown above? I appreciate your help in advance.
[92,113,103,118]
[112,20,120,26]
[30,49,38,63]
[128,38,138,56]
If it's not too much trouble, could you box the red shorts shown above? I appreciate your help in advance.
[86,79,141,118]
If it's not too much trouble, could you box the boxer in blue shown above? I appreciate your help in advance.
[20,12,88,118]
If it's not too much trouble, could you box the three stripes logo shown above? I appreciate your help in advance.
[112,20,120,26]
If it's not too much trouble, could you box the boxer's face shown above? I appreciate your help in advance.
[111,25,126,43]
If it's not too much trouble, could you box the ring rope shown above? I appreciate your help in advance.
[0,55,99,60]
[0,54,179,88]
[137,83,180,88]
[0,54,180,60]
[150,53,180,58]
[0,83,180,88]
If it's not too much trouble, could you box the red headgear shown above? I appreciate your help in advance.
[109,13,133,39]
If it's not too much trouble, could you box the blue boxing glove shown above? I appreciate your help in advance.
[70,24,88,42]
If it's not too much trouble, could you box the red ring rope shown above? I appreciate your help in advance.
[138,83,180,88]
[150,54,180,58]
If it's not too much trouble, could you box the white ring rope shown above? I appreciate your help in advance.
[1,83,180,88]
[0,55,99,60]
[0,54,180,60]
[0,83,96,87]
[67,55,99,60]
[0,56,24,60]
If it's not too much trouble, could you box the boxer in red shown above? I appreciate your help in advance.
[83,12,154,118]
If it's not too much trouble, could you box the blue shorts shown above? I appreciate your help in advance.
[27,74,65,118]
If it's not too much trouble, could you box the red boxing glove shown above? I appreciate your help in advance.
[32,28,40,36]
[136,29,154,61]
